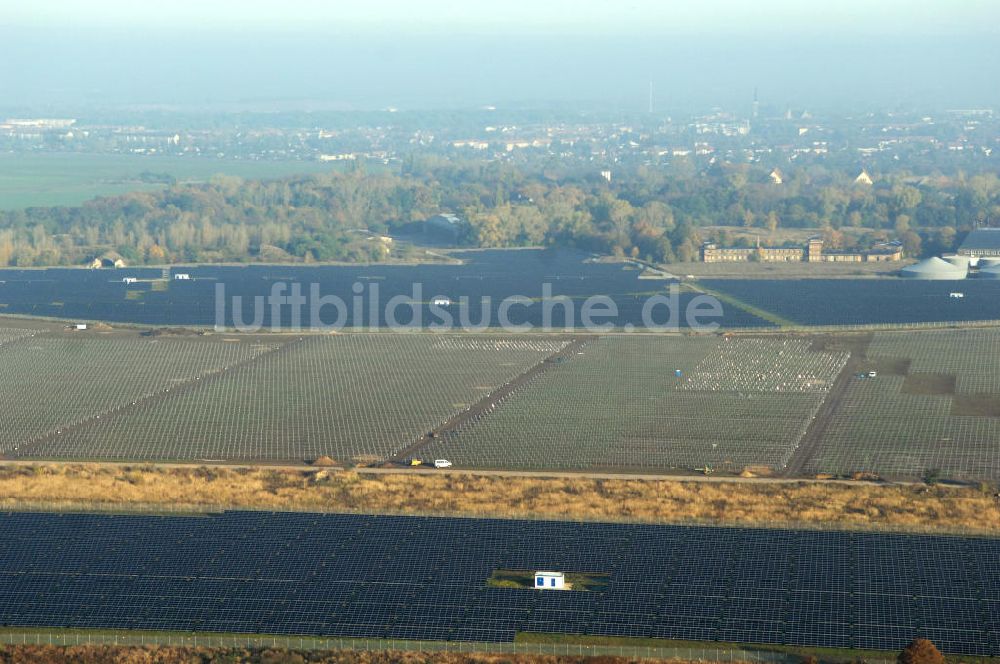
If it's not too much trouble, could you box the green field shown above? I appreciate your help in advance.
[0,152,339,210]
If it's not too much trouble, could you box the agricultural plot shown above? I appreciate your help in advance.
[422,337,848,472]
[700,278,1000,327]
[0,336,273,456]
[0,152,340,210]
[19,335,566,462]
[808,329,1000,481]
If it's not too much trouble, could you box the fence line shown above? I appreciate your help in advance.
[5,309,1000,335]
[722,319,1000,334]
[0,629,899,663]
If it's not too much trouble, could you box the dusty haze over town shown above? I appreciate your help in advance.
[3,0,999,112]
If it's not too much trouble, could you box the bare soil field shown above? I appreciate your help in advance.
[952,393,1000,417]
[902,372,957,395]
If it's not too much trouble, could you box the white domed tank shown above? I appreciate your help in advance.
[979,264,1000,279]
[943,254,972,269]
[900,257,968,280]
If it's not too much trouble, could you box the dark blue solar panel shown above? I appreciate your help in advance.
[0,511,996,655]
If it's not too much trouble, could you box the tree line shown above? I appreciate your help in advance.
[0,159,998,266]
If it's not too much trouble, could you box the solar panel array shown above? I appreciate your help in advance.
[699,278,1000,327]
[0,253,773,329]
[0,511,996,655]
[809,328,1000,481]
[868,328,1000,394]
[0,336,273,456]
[13,336,563,463]
[422,336,845,472]
[0,326,41,347]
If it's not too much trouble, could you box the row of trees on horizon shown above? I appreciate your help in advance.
[0,159,997,267]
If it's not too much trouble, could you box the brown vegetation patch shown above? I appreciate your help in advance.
[0,464,997,535]
[140,327,208,337]
[901,373,957,396]
[952,394,1000,418]
[741,465,775,477]
[807,333,872,355]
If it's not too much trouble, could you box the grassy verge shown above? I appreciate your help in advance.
[665,260,907,279]
[0,638,659,664]
[0,626,763,663]
[515,633,999,663]
[0,464,997,535]
[517,632,883,659]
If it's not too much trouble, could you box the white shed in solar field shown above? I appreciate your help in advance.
[534,571,565,590]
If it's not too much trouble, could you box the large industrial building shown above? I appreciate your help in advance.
[701,237,903,264]
[957,228,1000,258]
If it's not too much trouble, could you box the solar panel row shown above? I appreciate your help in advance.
[0,511,995,655]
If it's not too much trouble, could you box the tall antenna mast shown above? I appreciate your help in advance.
[648,79,654,114]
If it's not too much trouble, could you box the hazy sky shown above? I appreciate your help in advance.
[3,1,999,112]
[6,0,1000,34]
